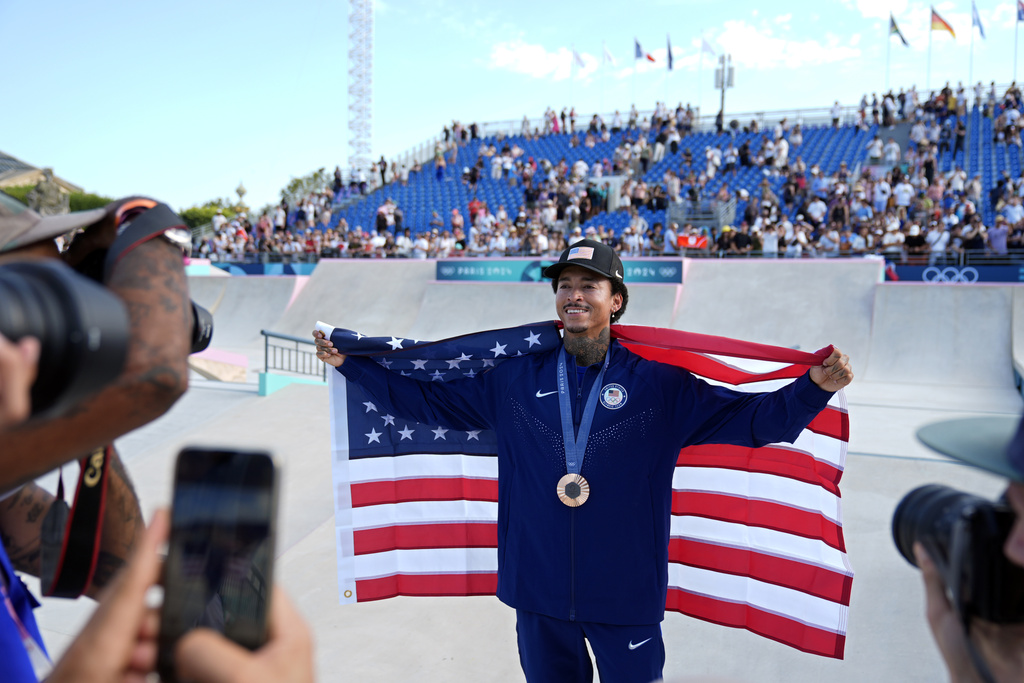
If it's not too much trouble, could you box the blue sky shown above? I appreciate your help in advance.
[3,0,1022,212]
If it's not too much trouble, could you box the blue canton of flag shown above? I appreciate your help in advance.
[321,321,561,460]
[1018,0,1024,22]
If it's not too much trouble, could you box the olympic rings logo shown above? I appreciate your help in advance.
[921,266,980,283]
[658,267,678,277]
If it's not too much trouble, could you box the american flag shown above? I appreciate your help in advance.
[322,321,852,659]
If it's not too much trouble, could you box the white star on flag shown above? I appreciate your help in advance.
[464,368,477,378]
[430,370,445,381]
[432,426,449,440]
[387,337,405,350]
[482,358,495,368]
[524,331,541,347]
[446,358,463,369]
[365,428,382,444]
[378,358,393,369]
[398,426,415,440]
[411,359,428,370]
[466,430,481,440]
[351,331,365,340]
[363,401,378,413]
[490,342,507,357]
[382,414,395,426]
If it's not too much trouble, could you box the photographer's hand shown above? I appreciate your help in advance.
[46,509,168,683]
[175,586,315,683]
[916,542,1024,683]
[0,334,39,429]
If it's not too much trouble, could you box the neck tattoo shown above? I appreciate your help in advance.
[565,328,610,367]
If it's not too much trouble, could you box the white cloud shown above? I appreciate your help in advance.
[713,19,861,70]
[774,13,793,25]
[487,40,598,81]
[842,0,909,21]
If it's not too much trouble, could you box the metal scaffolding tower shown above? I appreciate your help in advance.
[348,0,373,172]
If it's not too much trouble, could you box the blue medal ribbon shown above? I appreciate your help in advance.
[557,346,610,475]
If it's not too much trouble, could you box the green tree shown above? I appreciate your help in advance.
[1,185,113,211]
[177,198,237,230]
[280,168,330,207]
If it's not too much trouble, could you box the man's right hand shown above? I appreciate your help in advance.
[313,330,346,368]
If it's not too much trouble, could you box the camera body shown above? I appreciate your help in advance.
[893,484,1024,623]
[0,200,213,419]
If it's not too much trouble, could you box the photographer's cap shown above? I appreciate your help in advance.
[917,415,1024,483]
[0,191,106,253]
[543,238,624,283]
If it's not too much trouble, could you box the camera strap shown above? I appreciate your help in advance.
[39,446,111,598]
[103,201,187,281]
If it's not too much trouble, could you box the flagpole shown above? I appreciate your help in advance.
[697,47,703,125]
[969,20,975,90]
[886,27,891,92]
[927,24,932,92]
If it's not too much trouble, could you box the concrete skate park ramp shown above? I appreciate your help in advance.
[674,258,883,364]
[865,283,1017,388]
[188,275,307,349]
[271,259,436,339]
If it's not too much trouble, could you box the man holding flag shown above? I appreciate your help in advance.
[313,239,853,683]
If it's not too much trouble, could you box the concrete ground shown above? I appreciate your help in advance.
[29,258,1024,682]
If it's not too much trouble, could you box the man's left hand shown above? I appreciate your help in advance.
[809,347,853,391]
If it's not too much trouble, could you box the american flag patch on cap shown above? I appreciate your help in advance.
[568,247,594,260]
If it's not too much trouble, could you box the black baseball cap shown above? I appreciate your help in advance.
[917,414,1024,483]
[543,238,624,283]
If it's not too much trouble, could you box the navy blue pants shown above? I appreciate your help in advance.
[515,610,664,683]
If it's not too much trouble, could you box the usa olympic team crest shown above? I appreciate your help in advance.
[599,383,627,409]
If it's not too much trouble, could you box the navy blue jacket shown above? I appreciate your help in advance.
[339,340,833,625]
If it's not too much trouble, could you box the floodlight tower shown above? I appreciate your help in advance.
[348,0,373,173]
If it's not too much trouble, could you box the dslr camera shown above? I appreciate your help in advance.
[0,196,213,419]
[892,483,1024,623]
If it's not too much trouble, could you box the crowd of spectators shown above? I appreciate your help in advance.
[194,83,1024,265]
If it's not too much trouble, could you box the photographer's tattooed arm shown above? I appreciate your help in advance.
[0,448,143,597]
[1,237,191,490]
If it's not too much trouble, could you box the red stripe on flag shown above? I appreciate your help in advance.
[669,538,853,605]
[672,491,846,551]
[356,572,497,601]
[354,522,498,555]
[678,445,842,493]
[807,406,850,443]
[351,477,499,507]
[620,343,810,385]
[613,325,831,367]
[666,588,846,659]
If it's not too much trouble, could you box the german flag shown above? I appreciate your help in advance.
[931,6,956,38]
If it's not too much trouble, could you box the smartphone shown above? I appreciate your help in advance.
[157,447,279,682]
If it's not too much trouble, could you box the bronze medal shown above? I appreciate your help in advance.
[557,473,590,507]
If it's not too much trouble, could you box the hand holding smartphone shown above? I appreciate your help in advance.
[158,447,279,682]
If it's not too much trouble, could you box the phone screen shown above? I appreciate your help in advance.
[158,448,278,678]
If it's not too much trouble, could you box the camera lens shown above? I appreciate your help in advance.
[892,484,989,567]
[0,260,130,418]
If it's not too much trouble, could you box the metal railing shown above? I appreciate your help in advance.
[261,330,326,380]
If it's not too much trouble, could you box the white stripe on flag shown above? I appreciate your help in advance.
[671,516,851,574]
[673,468,842,524]
[669,564,848,633]
[350,453,498,483]
[353,500,499,529]
[355,547,498,578]
[330,372,359,604]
